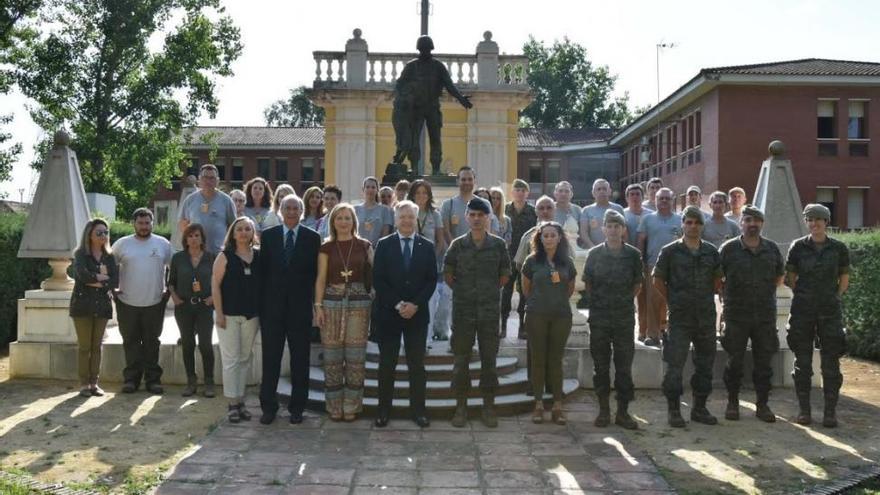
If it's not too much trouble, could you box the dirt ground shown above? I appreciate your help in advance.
[1,347,878,494]
[621,357,880,495]
[0,347,228,493]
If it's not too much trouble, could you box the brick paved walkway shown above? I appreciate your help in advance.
[157,390,672,494]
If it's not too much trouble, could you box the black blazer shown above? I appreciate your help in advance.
[258,223,321,326]
[372,233,438,335]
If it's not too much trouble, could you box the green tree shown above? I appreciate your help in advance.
[0,0,42,187]
[264,85,324,126]
[12,0,242,215]
[521,36,633,129]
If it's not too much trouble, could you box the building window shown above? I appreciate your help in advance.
[818,142,838,156]
[215,157,226,180]
[688,115,695,150]
[231,157,244,181]
[817,100,837,138]
[816,187,837,225]
[302,157,315,182]
[545,159,561,183]
[275,158,288,181]
[848,101,867,139]
[681,119,689,151]
[672,126,678,155]
[847,188,866,229]
[186,158,199,177]
[257,158,271,179]
[528,159,542,183]
[695,111,701,146]
[318,158,325,181]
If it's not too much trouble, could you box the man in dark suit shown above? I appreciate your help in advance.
[372,200,438,427]
[258,194,321,424]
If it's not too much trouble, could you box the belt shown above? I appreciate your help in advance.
[189,296,206,305]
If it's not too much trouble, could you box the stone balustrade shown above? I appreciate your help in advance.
[312,29,529,91]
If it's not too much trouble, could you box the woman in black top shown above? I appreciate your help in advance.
[169,223,216,397]
[70,219,119,397]
[212,217,261,423]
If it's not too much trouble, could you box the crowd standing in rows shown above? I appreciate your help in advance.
[70,163,851,430]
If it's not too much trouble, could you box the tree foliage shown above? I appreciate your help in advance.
[11,0,242,215]
[0,0,42,187]
[521,36,633,130]
[264,85,324,127]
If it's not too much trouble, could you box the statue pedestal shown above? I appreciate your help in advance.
[9,290,77,379]
[382,162,410,185]
[568,246,590,347]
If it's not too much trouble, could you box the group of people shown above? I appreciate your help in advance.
[69,163,850,430]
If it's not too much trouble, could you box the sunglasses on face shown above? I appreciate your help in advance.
[94,230,109,237]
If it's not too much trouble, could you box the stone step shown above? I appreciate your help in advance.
[363,341,473,365]
[362,356,518,381]
[277,377,581,418]
[308,366,532,399]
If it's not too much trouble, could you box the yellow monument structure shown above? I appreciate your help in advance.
[310,29,531,197]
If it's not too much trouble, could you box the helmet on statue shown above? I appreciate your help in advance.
[416,35,434,52]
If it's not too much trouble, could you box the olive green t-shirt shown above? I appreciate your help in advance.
[521,254,576,316]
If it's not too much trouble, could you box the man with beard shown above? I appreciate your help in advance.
[719,205,784,422]
[113,208,173,394]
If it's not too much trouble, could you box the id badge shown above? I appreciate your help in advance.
[243,267,252,276]
[451,214,459,225]
[192,279,201,293]
[200,203,209,213]
[550,270,561,284]
[99,264,108,276]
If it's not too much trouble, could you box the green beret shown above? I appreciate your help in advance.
[681,205,705,224]
[603,209,626,227]
[803,203,831,221]
[741,204,764,221]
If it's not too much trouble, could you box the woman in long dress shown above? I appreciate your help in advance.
[313,203,374,421]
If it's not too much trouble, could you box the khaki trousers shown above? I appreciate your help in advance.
[73,317,108,385]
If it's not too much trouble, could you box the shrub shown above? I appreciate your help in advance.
[839,229,880,362]
[0,213,51,345]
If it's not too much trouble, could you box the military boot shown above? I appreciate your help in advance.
[690,395,718,425]
[667,398,686,428]
[795,390,812,425]
[451,397,468,428]
[724,391,739,421]
[593,394,611,427]
[755,390,776,423]
[481,395,498,428]
[615,400,638,430]
[822,391,838,428]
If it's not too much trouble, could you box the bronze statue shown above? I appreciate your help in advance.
[391,35,473,176]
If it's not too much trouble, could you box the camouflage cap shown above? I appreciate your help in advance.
[603,209,626,227]
[803,203,831,221]
[681,205,705,224]
[741,204,764,221]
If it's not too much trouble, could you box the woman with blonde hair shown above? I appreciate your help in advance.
[272,184,296,220]
[490,186,512,246]
[243,177,278,233]
[301,186,324,231]
[313,203,374,421]
[212,216,261,423]
[70,219,118,397]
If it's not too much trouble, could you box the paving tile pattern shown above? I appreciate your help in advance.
[157,392,673,494]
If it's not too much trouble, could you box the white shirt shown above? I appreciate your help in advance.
[282,223,299,248]
[112,234,172,307]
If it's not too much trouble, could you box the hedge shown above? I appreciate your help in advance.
[839,230,880,362]
[0,213,172,345]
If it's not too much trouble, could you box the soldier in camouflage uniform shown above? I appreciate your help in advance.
[719,205,784,423]
[583,210,643,430]
[785,203,850,428]
[444,197,512,428]
[653,206,723,427]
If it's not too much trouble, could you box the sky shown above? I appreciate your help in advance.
[2,0,879,200]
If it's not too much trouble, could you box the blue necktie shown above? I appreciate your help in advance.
[403,237,412,270]
[284,228,296,266]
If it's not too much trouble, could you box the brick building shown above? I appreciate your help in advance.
[159,59,880,230]
[614,58,880,229]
